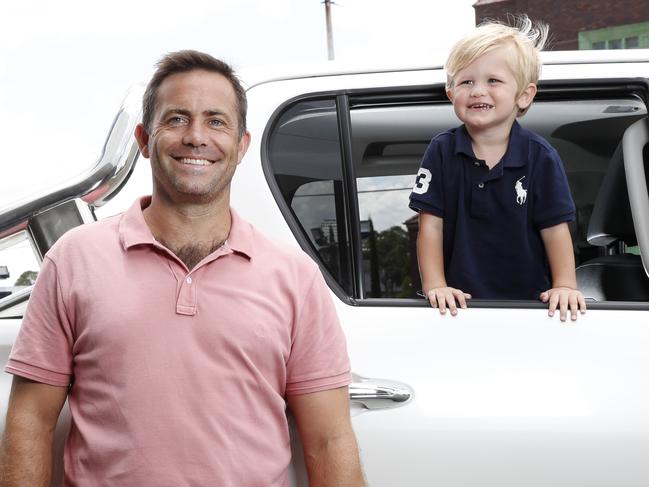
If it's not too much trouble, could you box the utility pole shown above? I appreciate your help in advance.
[323,0,335,60]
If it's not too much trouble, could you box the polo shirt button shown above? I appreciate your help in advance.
[478,182,484,189]
[474,161,480,167]
[186,276,192,284]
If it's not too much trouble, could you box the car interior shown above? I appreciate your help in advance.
[267,84,649,302]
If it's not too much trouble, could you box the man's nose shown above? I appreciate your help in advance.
[182,121,208,147]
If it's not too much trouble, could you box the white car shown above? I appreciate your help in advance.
[1,49,649,486]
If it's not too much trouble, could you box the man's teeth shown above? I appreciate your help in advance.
[179,158,211,166]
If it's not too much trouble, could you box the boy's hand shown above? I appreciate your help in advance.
[426,287,471,316]
[539,287,587,322]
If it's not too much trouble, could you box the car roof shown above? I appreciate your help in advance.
[238,48,649,90]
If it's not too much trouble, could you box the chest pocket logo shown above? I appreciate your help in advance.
[515,176,527,205]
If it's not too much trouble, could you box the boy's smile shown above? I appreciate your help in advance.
[446,45,535,136]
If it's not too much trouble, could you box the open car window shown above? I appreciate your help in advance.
[265,81,649,304]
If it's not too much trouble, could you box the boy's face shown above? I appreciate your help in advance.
[446,45,536,135]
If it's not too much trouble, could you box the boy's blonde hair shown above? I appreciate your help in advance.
[445,16,548,102]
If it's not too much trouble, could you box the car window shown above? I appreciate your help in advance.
[265,83,649,303]
[267,98,353,296]
[0,231,40,304]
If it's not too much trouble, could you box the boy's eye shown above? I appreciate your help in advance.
[488,78,501,84]
[459,80,473,86]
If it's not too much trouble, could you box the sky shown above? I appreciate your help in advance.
[0,0,476,207]
[0,0,476,283]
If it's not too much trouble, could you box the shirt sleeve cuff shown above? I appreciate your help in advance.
[5,359,72,387]
[537,212,575,230]
[286,370,351,396]
[409,200,444,217]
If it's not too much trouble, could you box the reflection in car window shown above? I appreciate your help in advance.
[357,175,418,298]
[267,99,353,295]
[0,231,40,301]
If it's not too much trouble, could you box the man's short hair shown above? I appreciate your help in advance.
[445,15,548,109]
[142,50,247,137]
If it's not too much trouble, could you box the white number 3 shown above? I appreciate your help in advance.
[412,168,432,194]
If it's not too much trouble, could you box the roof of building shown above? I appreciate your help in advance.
[473,0,508,5]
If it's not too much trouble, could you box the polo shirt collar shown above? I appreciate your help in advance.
[118,197,254,259]
[454,120,530,168]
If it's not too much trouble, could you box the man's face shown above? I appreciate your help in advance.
[135,69,250,205]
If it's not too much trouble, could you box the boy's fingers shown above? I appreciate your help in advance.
[548,292,559,317]
[569,294,579,321]
[437,292,447,315]
[454,290,468,309]
[559,294,569,322]
[427,291,439,309]
[578,294,587,313]
[447,294,458,316]
[539,291,549,303]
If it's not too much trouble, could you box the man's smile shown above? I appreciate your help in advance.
[177,157,214,166]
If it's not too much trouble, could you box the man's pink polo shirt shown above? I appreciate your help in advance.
[6,197,351,486]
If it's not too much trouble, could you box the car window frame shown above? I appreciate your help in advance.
[261,77,649,311]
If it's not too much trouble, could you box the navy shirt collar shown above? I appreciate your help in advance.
[454,120,529,168]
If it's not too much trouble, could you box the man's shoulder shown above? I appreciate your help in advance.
[244,220,319,276]
[46,213,124,260]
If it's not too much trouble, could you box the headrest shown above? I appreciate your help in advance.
[586,142,637,246]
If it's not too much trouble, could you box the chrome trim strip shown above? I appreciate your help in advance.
[0,84,144,239]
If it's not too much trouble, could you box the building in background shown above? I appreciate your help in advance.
[473,0,649,50]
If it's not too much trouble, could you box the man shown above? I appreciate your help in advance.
[0,50,364,486]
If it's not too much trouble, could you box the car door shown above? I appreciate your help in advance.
[237,61,649,486]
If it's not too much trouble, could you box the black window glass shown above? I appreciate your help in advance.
[267,99,352,294]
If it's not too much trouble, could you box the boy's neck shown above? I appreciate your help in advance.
[466,123,513,169]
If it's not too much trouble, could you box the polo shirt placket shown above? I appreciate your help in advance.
[163,245,233,316]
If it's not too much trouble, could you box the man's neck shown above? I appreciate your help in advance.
[143,193,232,270]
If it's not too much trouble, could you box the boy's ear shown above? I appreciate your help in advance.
[446,89,454,102]
[517,83,537,111]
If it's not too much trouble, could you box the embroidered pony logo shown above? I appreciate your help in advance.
[515,176,527,205]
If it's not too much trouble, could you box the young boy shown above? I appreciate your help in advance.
[409,17,587,321]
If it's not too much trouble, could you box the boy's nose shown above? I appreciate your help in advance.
[470,82,486,96]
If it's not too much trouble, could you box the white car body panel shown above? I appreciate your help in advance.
[1,52,648,486]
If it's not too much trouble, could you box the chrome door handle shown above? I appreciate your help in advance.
[349,375,413,410]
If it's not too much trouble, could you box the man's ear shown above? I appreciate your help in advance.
[134,124,151,159]
[236,131,251,165]
[517,83,537,111]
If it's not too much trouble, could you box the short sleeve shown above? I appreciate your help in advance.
[285,268,351,395]
[5,256,74,387]
[532,145,576,229]
[409,137,445,217]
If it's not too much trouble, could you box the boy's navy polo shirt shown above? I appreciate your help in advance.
[409,121,575,300]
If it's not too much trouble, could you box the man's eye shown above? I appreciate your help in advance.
[208,119,224,127]
[168,116,187,125]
